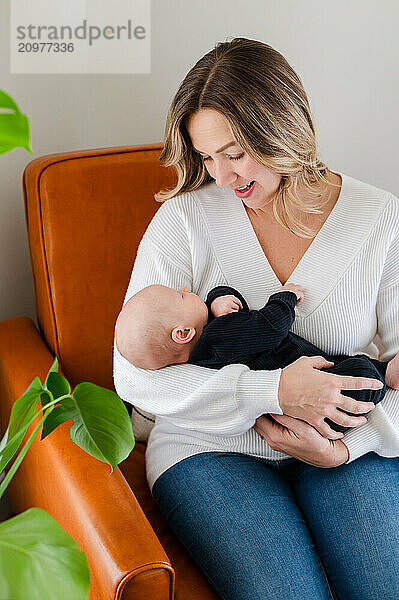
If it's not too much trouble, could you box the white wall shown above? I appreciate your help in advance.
[0,0,397,322]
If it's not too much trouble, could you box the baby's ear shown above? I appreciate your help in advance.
[171,326,196,344]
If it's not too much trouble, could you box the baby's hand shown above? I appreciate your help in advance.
[211,295,243,317]
[276,283,304,304]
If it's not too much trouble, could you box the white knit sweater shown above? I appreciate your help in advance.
[113,173,399,491]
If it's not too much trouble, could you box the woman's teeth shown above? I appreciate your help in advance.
[237,181,255,192]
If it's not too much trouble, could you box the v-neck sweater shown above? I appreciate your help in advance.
[113,173,399,491]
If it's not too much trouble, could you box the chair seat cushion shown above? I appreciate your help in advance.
[119,443,220,600]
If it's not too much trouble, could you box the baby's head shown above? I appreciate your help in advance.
[115,284,208,370]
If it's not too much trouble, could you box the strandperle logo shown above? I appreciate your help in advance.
[16,19,146,46]
[11,0,151,74]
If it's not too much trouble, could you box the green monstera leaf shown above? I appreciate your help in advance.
[0,90,32,154]
[0,508,90,600]
[41,382,135,472]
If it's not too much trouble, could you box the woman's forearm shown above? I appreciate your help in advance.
[114,343,283,436]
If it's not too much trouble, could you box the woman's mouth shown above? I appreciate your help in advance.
[234,180,255,198]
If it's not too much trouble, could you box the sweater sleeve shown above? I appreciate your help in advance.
[342,207,399,462]
[113,200,283,436]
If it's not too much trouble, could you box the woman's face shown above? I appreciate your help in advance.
[186,108,281,210]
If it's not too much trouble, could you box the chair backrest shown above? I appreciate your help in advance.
[23,144,176,389]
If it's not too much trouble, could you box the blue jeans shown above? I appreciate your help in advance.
[152,451,399,600]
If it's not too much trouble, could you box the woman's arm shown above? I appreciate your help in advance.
[263,277,398,466]
[253,296,396,463]
[113,202,283,436]
[341,282,399,462]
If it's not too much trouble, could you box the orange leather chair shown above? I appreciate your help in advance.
[0,145,220,600]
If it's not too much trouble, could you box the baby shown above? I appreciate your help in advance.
[115,283,399,434]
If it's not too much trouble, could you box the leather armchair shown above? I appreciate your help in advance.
[0,145,220,600]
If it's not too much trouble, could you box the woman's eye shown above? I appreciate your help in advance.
[202,153,244,162]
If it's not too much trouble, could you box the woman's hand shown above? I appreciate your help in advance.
[277,356,382,439]
[254,413,350,468]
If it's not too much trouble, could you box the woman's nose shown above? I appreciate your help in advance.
[214,162,236,187]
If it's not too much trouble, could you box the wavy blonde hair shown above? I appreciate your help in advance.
[155,37,340,238]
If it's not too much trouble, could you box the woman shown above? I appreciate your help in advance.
[114,38,399,599]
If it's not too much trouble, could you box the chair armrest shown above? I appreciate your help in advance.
[0,317,175,600]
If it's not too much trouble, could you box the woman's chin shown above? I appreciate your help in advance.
[242,195,273,211]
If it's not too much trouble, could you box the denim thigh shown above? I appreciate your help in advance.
[290,452,399,600]
[152,452,334,600]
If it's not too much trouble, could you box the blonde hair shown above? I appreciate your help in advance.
[155,37,340,238]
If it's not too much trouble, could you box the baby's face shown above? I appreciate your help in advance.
[174,287,208,328]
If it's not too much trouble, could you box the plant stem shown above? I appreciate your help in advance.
[0,395,70,459]
[0,402,62,500]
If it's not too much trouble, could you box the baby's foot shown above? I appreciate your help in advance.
[385,352,399,390]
